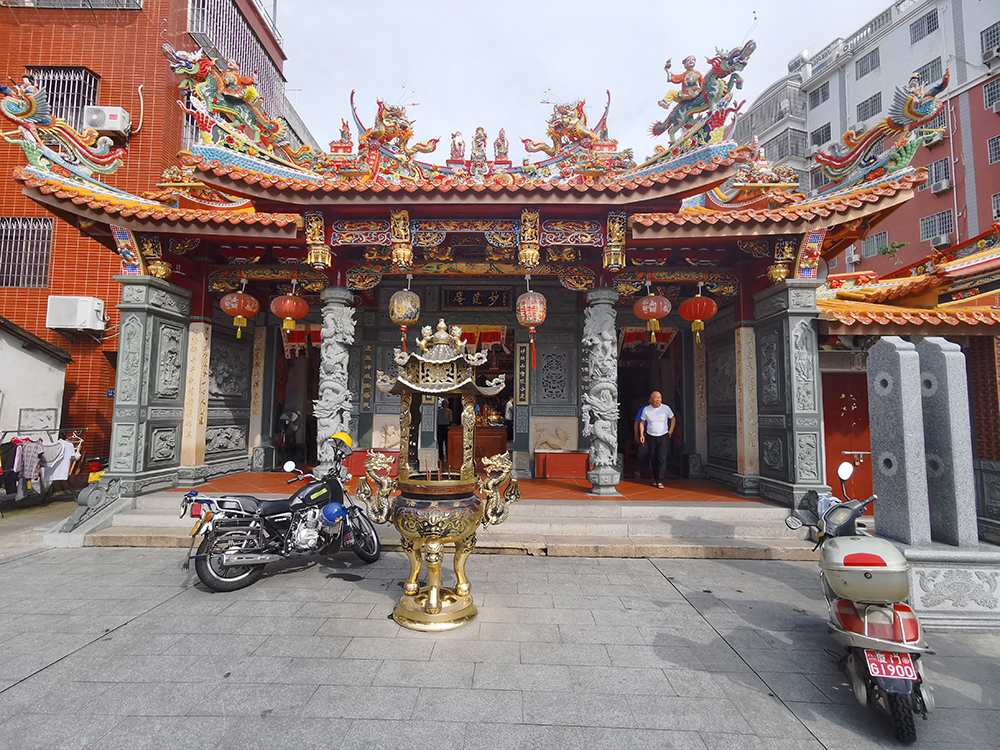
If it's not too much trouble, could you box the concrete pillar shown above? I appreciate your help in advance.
[867,336,932,546]
[915,337,978,547]
[735,324,759,488]
[315,286,356,474]
[753,279,828,506]
[108,275,191,497]
[180,321,211,469]
[582,287,621,495]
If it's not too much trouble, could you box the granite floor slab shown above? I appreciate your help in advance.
[0,548,997,749]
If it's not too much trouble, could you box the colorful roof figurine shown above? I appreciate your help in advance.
[817,222,1000,333]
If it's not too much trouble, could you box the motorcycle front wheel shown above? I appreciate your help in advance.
[887,693,917,744]
[349,508,381,563]
[194,531,265,592]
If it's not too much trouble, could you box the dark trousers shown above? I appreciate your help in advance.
[635,440,650,476]
[437,424,448,463]
[647,433,670,482]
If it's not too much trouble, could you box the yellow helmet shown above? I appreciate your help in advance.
[330,431,352,448]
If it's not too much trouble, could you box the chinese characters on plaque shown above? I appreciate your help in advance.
[442,287,512,311]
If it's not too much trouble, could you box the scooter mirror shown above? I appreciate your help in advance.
[784,515,804,530]
[282,460,296,473]
[837,461,854,481]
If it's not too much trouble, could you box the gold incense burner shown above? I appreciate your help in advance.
[357,319,519,631]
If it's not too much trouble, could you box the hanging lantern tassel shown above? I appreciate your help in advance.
[529,327,537,368]
[234,315,247,339]
[647,318,660,344]
[400,324,408,353]
[692,320,704,343]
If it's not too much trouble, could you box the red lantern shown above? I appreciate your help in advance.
[516,290,547,368]
[633,294,671,343]
[678,293,718,343]
[270,294,310,331]
[219,291,260,339]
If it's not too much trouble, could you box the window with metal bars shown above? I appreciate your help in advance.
[855,48,880,80]
[808,82,829,111]
[989,134,1000,165]
[26,66,99,132]
[862,231,887,258]
[983,21,1000,55]
[918,158,951,190]
[924,108,947,132]
[915,57,943,87]
[811,169,831,192]
[993,192,1000,221]
[0,217,54,288]
[810,122,831,147]
[985,78,1000,110]
[856,92,882,122]
[4,1,142,7]
[919,209,954,241]
[910,9,939,44]
[828,256,838,269]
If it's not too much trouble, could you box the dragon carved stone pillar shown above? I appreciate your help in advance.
[582,287,622,495]
[314,287,356,474]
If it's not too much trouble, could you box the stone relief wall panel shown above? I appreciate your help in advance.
[209,338,252,403]
[759,431,788,480]
[530,417,580,454]
[204,424,248,456]
[796,432,821,482]
[757,327,783,409]
[111,424,136,472]
[707,428,738,467]
[707,339,737,409]
[117,315,144,405]
[533,347,576,404]
[792,319,817,413]
[153,323,185,402]
[148,425,179,465]
[374,346,401,410]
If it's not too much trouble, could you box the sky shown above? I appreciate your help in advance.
[276,0,891,165]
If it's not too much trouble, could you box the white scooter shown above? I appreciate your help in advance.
[785,462,933,744]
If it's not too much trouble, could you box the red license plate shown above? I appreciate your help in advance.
[864,650,917,680]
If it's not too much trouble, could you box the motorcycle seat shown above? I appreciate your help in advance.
[259,499,292,517]
[215,495,261,512]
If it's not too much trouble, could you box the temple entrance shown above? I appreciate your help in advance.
[618,329,684,480]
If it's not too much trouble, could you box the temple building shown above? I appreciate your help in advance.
[3,37,999,544]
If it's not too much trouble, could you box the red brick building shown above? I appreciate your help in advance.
[0,0,292,457]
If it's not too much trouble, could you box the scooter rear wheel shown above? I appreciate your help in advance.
[887,693,917,744]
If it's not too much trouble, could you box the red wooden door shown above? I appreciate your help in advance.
[822,372,873,501]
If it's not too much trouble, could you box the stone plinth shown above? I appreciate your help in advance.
[904,545,1000,630]
[915,338,978,547]
[867,337,932,546]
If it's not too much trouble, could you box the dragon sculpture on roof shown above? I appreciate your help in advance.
[815,69,949,183]
[0,74,127,176]
[648,40,756,158]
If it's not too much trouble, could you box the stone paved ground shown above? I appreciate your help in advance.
[0,547,997,749]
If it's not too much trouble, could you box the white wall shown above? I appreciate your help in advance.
[0,329,67,435]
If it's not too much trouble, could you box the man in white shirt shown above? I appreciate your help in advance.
[638,391,675,489]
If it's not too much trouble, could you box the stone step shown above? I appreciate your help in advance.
[83,525,817,561]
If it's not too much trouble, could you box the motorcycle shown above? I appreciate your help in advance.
[785,461,933,744]
[180,432,381,592]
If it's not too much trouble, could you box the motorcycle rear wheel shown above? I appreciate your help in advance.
[887,693,917,744]
[349,508,381,563]
[194,531,265,592]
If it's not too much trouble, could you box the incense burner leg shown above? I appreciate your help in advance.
[400,537,422,596]
[453,532,477,597]
[423,541,444,615]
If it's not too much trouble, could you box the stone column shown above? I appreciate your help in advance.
[108,275,191,497]
[248,325,267,453]
[866,336,932,546]
[582,288,621,495]
[735,324,759,492]
[180,321,211,471]
[753,279,828,506]
[314,287,356,473]
[915,338,978,547]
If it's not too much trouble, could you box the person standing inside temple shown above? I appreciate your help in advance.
[638,391,675,489]
[437,397,452,468]
[504,396,514,441]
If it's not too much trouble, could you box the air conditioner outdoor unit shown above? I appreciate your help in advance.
[993,100,1000,116]
[82,106,130,134]
[930,234,951,249]
[850,122,865,133]
[926,131,945,147]
[846,252,861,265]
[806,145,820,157]
[45,296,106,331]
[983,46,1000,65]
[931,179,951,194]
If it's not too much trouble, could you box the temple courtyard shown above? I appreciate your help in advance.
[0,536,997,749]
